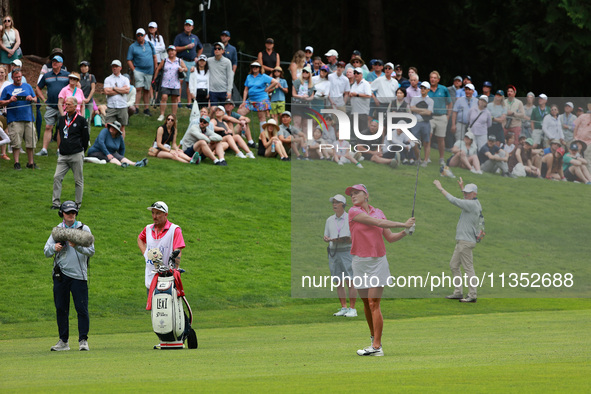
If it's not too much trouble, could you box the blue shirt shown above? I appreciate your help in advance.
[478,143,500,164]
[173,32,203,61]
[245,73,273,102]
[427,85,452,116]
[87,127,125,157]
[127,41,156,74]
[1,82,35,123]
[365,71,380,82]
[271,78,287,102]
[453,96,477,124]
[37,69,69,108]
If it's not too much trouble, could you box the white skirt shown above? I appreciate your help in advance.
[352,255,392,289]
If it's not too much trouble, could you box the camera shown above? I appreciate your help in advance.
[53,265,63,282]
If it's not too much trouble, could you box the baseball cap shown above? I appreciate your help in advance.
[556,147,565,157]
[465,131,475,140]
[111,59,122,67]
[52,55,63,63]
[60,201,79,215]
[12,59,22,67]
[167,45,176,51]
[148,21,157,28]
[221,30,231,36]
[200,116,210,124]
[325,49,338,57]
[336,61,346,68]
[216,105,226,114]
[454,75,462,81]
[570,142,579,150]
[305,46,313,53]
[224,98,235,106]
[148,201,168,213]
[281,111,292,117]
[465,83,475,91]
[462,184,478,193]
[214,42,225,50]
[478,95,489,102]
[302,65,312,73]
[79,60,90,66]
[320,65,330,72]
[374,59,384,66]
[265,38,274,44]
[464,75,472,81]
[136,28,145,35]
[495,90,505,96]
[185,19,194,25]
[539,93,548,100]
[483,81,492,87]
[420,81,430,89]
[550,139,561,145]
[345,184,369,196]
[353,67,363,74]
[526,92,535,97]
[525,138,534,146]
[329,194,346,204]
[198,54,208,61]
[488,135,497,141]
[384,62,394,69]
[565,102,574,109]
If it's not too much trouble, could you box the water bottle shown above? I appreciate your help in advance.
[271,142,275,153]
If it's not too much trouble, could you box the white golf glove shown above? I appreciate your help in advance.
[405,224,416,235]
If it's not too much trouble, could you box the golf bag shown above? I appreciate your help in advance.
[148,250,198,349]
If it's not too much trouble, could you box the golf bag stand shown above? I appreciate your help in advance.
[150,251,198,349]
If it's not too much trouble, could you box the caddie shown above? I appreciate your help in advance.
[43,200,95,351]
[137,201,185,290]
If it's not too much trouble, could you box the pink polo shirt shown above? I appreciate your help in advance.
[58,85,86,116]
[348,205,386,257]
[138,220,186,251]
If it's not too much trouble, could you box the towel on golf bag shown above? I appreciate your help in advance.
[52,226,95,247]
[146,270,185,310]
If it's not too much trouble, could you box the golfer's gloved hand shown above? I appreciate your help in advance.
[405,224,416,235]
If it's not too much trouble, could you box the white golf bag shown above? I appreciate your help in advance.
[149,250,197,350]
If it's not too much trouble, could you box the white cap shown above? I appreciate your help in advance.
[198,54,208,61]
[147,201,168,213]
[464,131,475,140]
[12,59,22,67]
[465,83,475,91]
[384,62,394,69]
[420,81,430,89]
[329,194,346,204]
[148,21,157,28]
[216,105,226,114]
[478,94,489,102]
[136,28,146,35]
[324,49,339,57]
[565,102,574,108]
[250,61,261,67]
[539,93,548,100]
[111,59,122,67]
[353,67,364,74]
[462,184,478,193]
[305,46,313,53]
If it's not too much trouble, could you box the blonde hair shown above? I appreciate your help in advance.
[291,50,305,69]
[0,64,7,81]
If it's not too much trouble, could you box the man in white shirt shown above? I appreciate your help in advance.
[103,60,130,137]
[349,67,372,131]
[371,62,399,118]
[328,61,350,112]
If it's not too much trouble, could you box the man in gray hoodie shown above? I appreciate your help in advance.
[433,177,482,303]
[44,201,95,351]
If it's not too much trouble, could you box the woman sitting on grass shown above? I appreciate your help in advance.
[211,105,255,159]
[542,146,565,180]
[86,121,147,167]
[258,118,289,160]
[148,114,192,163]
[448,131,481,174]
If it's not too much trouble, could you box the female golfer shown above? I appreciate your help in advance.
[346,184,415,356]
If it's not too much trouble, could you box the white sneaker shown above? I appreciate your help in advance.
[357,345,384,356]
[51,339,70,351]
[236,151,247,159]
[157,115,165,122]
[470,167,478,174]
[356,163,363,168]
[79,339,89,351]
[35,148,48,156]
[333,307,349,316]
[246,152,255,159]
[344,308,357,317]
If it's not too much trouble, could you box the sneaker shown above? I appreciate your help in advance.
[333,307,349,316]
[190,152,202,164]
[143,109,152,117]
[439,158,446,166]
[26,162,39,169]
[1,154,10,161]
[476,170,483,174]
[460,297,477,303]
[297,155,303,160]
[79,339,89,351]
[356,163,363,168]
[426,159,432,164]
[236,151,246,159]
[357,345,383,356]
[445,293,463,299]
[134,108,139,115]
[218,159,228,166]
[389,158,399,169]
[470,167,478,174]
[344,308,357,317]
[14,162,21,170]
[135,158,148,167]
[281,157,289,161]
[409,159,415,165]
[246,152,255,159]
[120,162,129,168]
[51,205,60,210]
[247,141,257,149]
[186,103,193,110]
[420,161,428,168]
[51,339,70,351]
[157,114,165,122]
[35,149,48,156]
[402,158,409,165]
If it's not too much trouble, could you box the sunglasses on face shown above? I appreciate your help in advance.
[4,19,11,23]
[353,71,361,75]
[214,47,223,50]
[167,118,174,122]
[136,33,144,37]
[384,67,393,70]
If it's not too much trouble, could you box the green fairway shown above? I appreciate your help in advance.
[1,309,589,392]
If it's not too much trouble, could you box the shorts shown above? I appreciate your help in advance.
[105,107,129,126]
[565,167,577,182]
[411,121,431,143]
[133,69,153,90]
[44,107,60,126]
[270,101,285,115]
[209,92,227,106]
[183,146,195,157]
[430,114,448,138]
[160,87,180,96]
[246,99,271,112]
[88,150,123,162]
[182,61,195,81]
[8,121,36,149]
[328,250,354,284]
[532,129,543,146]
[352,255,392,289]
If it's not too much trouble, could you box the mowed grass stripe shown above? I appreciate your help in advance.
[1,309,589,391]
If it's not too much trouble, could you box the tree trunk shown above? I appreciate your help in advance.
[105,0,134,73]
[131,0,151,32]
[291,0,301,54]
[150,0,175,45]
[91,4,107,81]
[367,0,387,61]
